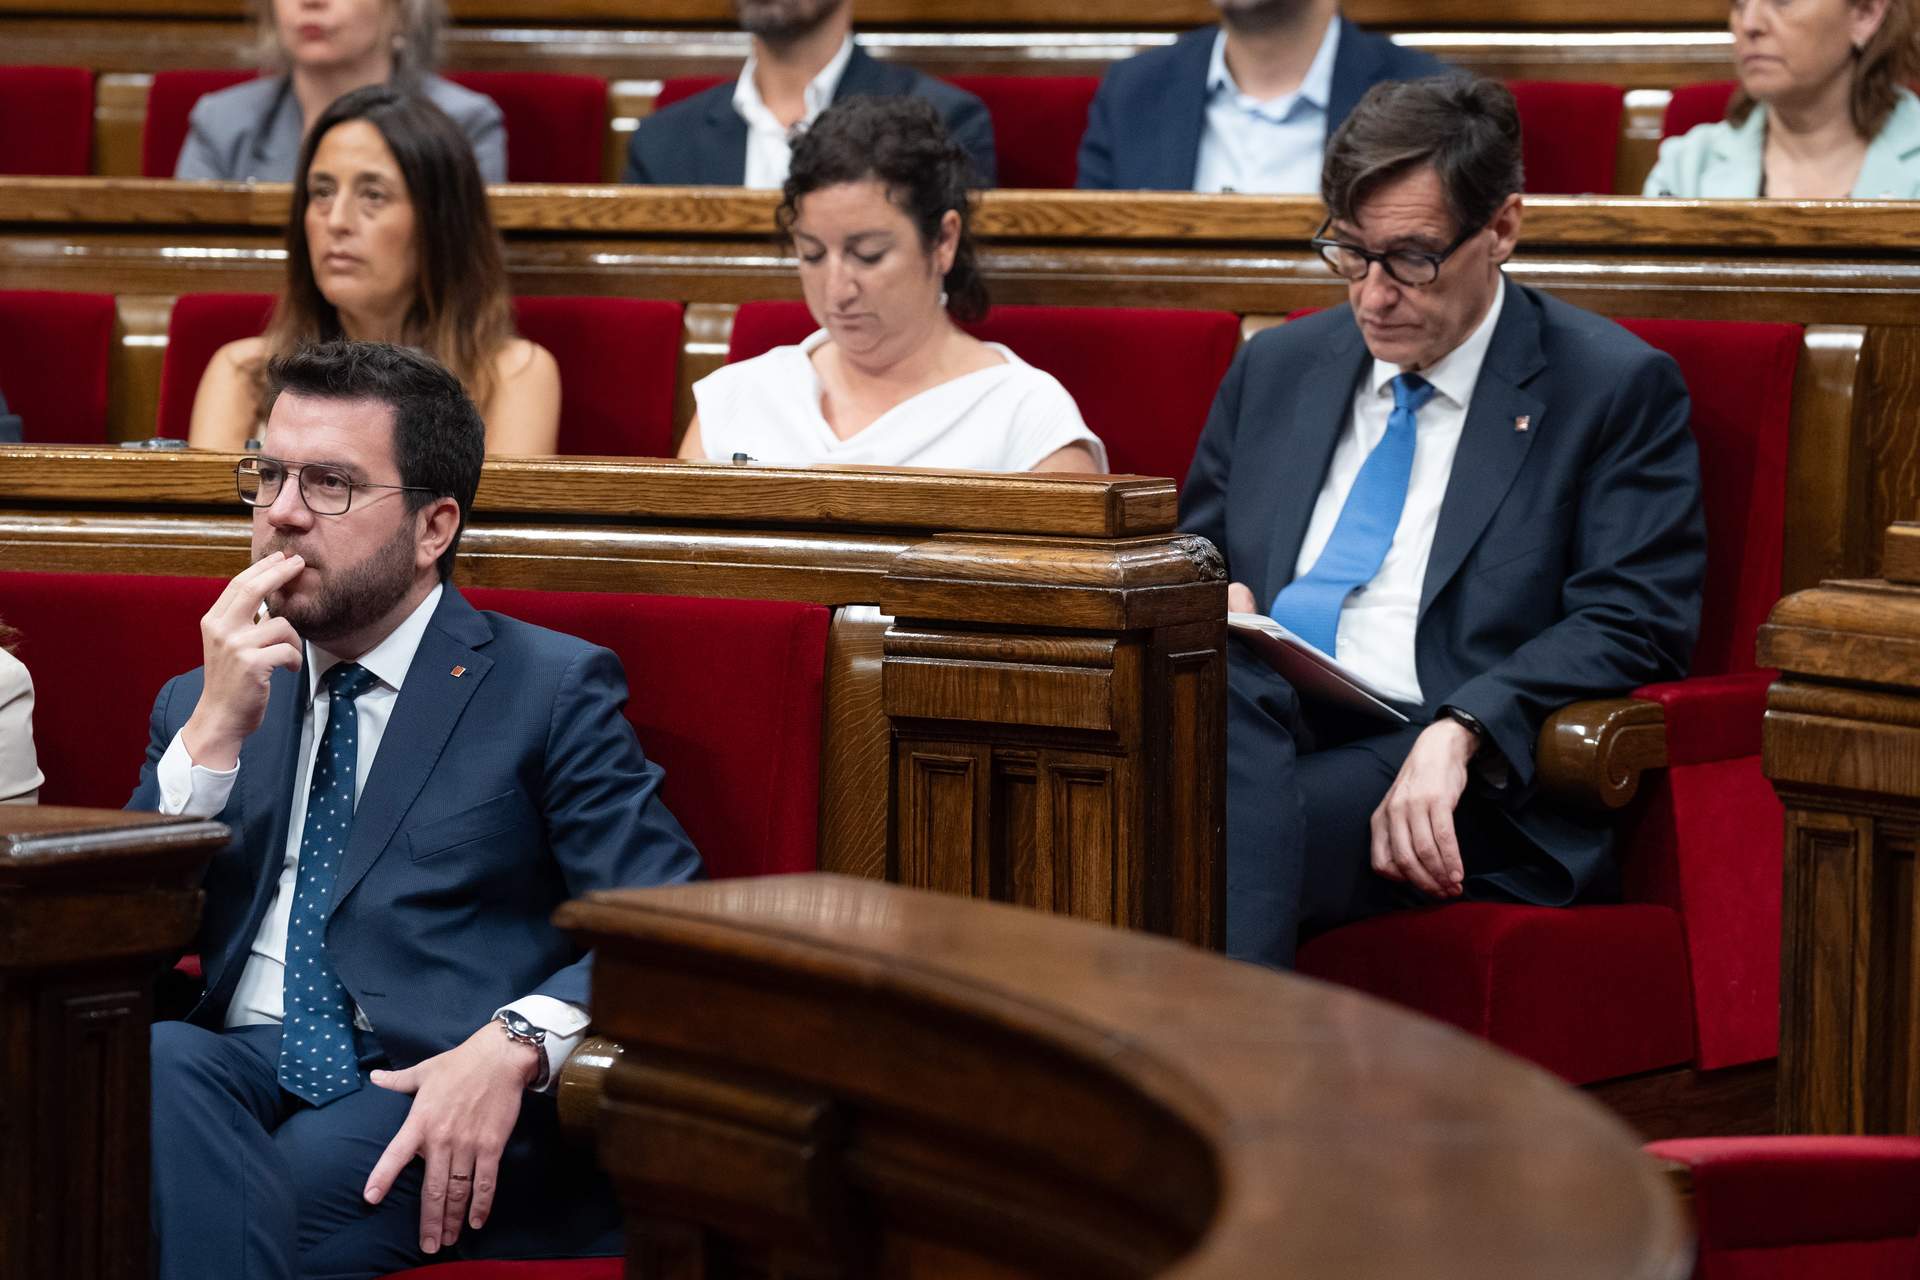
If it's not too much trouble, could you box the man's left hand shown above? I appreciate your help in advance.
[1370,719,1480,899]
[363,1021,542,1255]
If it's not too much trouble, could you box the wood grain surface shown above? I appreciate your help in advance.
[558,874,1691,1279]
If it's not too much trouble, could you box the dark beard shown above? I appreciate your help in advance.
[733,0,842,45]
[1217,0,1317,36]
[261,514,420,647]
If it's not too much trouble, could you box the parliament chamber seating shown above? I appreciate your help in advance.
[0,570,829,877]
[1663,80,1740,139]
[727,299,1241,482]
[0,64,92,176]
[0,287,115,444]
[153,292,686,457]
[1298,318,1799,1093]
[1507,80,1625,194]
[1648,1137,1920,1278]
[946,74,1099,189]
[142,68,610,183]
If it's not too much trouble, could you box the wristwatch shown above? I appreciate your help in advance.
[493,1009,550,1089]
[1440,704,1487,742]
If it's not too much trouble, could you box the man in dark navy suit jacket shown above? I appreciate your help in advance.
[1180,77,1707,968]
[1079,0,1445,192]
[625,0,996,187]
[132,341,703,1278]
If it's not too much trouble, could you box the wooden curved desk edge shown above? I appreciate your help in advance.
[555,874,1691,1280]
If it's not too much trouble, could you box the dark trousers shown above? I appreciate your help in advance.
[151,1020,622,1280]
[1225,640,1529,969]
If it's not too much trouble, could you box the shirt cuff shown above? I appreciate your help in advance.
[157,729,239,816]
[495,995,590,1094]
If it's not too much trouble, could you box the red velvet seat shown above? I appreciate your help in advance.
[0,290,118,444]
[1664,81,1741,139]
[444,71,609,184]
[945,75,1097,188]
[1298,318,1801,1086]
[511,296,684,457]
[1646,1137,1920,1279]
[1507,81,1626,194]
[0,66,94,176]
[154,293,683,456]
[727,299,1241,482]
[144,68,255,177]
[155,291,277,440]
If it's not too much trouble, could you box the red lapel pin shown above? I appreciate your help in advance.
[450,665,466,678]
[1514,415,1532,433]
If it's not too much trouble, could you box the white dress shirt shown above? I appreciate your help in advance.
[734,35,855,190]
[1192,18,1341,195]
[155,583,586,1089]
[1292,278,1509,706]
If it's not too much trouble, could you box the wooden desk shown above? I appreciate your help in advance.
[0,449,1228,947]
[1760,525,1920,1135]
[558,873,1692,1278]
[0,805,227,1280]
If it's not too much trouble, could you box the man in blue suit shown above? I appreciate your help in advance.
[1078,0,1446,192]
[1180,77,1707,968]
[625,0,996,188]
[132,341,704,1278]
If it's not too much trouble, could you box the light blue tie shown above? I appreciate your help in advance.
[1270,373,1436,656]
[278,661,377,1106]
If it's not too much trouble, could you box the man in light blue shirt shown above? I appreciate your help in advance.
[1194,9,1341,193]
[1079,0,1447,192]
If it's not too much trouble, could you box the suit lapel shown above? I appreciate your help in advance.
[1418,287,1547,617]
[205,664,304,997]
[1164,28,1215,189]
[1326,17,1372,129]
[1265,322,1369,605]
[327,591,494,917]
[704,92,749,185]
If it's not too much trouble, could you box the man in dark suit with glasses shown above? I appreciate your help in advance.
[1180,76,1708,968]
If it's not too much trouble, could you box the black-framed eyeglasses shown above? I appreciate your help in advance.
[234,456,432,517]
[1309,216,1485,288]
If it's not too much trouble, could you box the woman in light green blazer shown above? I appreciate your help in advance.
[1646,0,1920,199]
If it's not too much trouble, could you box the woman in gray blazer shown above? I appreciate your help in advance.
[0,621,41,805]
[174,0,504,183]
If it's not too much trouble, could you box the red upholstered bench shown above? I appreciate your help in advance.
[727,299,1241,483]
[0,571,829,876]
[0,66,94,177]
[1507,81,1626,194]
[153,292,685,457]
[1663,81,1741,139]
[1298,318,1800,1097]
[1647,1137,1920,1278]
[0,290,117,444]
[144,69,255,177]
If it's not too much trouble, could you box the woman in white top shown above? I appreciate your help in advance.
[0,623,42,804]
[1644,0,1920,199]
[683,97,1106,473]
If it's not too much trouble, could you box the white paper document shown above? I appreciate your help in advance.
[1227,613,1411,725]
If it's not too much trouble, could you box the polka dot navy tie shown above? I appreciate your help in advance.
[277,661,377,1106]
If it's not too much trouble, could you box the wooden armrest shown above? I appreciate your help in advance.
[1534,697,1668,810]
[557,1034,623,1145]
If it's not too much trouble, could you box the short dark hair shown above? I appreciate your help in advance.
[1322,76,1524,237]
[265,341,485,582]
[777,95,990,323]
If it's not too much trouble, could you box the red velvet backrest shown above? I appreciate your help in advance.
[1663,81,1740,139]
[444,71,609,184]
[1646,1137,1920,1279]
[446,588,828,878]
[156,292,277,440]
[1,571,828,877]
[727,300,1242,482]
[0,572,222,809]
[944,75,1097,188]
[1613,318,1797,678]
[0,290,118,444]
[144,69,256,177]
[654,76,728,112]
[1506,81,1625,194]
[0,66,94,176]
[512,296,685,457]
